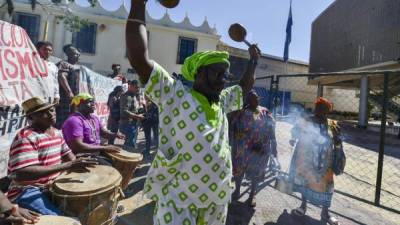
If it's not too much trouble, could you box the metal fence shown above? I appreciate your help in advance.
[254,70,400,214]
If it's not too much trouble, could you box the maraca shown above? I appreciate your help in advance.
[228,23,252,47]
[157,0,180,8]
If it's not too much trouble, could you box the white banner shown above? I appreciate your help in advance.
[79,66,121,125]
[0,21,121,178]
[0,21,53,178]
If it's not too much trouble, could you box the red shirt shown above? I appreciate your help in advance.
[7,127,71,200]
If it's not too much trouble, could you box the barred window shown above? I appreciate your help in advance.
[12,12,40,44]
[177,37,197,64]
[72,23,97,54]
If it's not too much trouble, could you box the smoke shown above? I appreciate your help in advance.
[278,104,347,176]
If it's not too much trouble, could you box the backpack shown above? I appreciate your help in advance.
[329,120,346,175]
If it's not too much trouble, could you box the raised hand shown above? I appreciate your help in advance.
[248,44,261,61]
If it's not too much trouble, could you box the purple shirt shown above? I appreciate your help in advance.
[62,113,102,146]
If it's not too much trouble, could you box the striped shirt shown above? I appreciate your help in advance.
[7,127,71,200]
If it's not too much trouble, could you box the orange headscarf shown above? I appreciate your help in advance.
[315,97,333,113]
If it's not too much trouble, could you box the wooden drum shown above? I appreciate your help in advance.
[36,215,81,225]
[50,165,122,225]
[105,150,143,190]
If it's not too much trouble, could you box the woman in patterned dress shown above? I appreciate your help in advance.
[289,97,341,225]
[231,90,277,207]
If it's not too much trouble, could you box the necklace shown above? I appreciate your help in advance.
[77,112,98,142]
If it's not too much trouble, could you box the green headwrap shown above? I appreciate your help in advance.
[181,51,230,82]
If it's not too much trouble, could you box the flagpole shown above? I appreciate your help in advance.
[282,0,292,115]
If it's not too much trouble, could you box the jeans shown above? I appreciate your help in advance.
[143,122,159,156]
[119,121,138,151]
[15,187,61,215]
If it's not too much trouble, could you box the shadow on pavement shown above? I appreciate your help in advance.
[117,201,155,225]
[123,164,151,198]
[340,122,400,159]
[226,201,255,225]
[264,209,324,225]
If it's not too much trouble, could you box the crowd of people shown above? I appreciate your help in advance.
[0,0,344,224]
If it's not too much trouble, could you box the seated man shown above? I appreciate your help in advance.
[7,97,96,215]
[62,93,124,163]
[0,191,39,225]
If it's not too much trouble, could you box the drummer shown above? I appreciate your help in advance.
[7,97,97,215]
[62,93,125,164]
[0,191,39,225]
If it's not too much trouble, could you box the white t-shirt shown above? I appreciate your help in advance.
[47,60,59,99]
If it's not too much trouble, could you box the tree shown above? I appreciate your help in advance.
[1,0,98,32]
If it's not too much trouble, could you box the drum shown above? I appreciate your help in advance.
[50,165,122,225]
[36,215,81,225]
[104,150,143,190]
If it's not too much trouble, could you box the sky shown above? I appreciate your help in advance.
[76,0,336,63]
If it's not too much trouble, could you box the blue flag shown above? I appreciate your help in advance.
[283,2,293,62]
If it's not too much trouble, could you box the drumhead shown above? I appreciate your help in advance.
[36,215,81,225]
[52,165,121,195]
[106,150,143,162]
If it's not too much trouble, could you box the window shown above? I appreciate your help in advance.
[72,23,97,54]
[12,13,40,44]
[177,37,197,64]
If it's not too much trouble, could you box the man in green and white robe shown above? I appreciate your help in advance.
[126,1,260,224]
[144,61,242,224]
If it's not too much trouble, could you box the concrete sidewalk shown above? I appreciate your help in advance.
[116,129,400,225]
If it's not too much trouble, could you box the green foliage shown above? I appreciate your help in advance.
[4,0,97,15]
[56,15,90,33]
[3,0,97,32]
[367,100,374,117]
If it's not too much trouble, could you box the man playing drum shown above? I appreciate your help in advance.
[126,0,260,224]
[7,97,96,215]
[0,191,39,225]
[62,93,125,164]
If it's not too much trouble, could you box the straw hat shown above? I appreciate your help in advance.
[22,97,55,116]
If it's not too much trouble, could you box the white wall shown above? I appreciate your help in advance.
[147,25,219,75]
[1,2,220,77]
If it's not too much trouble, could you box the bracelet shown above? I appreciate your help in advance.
[127,18,146,25]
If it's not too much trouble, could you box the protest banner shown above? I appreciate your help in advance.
[0,20,120,178]
[0,20,53,178]
[79,66,121,125]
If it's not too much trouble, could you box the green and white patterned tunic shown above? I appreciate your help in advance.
[144,62,243,208]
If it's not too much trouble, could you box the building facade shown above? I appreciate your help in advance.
[217,43,360,112]
[0,0,220,77]
[310,0,400,73]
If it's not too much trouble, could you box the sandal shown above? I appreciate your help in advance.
[291,207,306,217]
[324,216,339,225]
